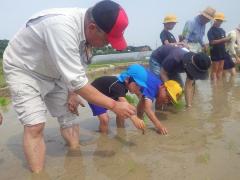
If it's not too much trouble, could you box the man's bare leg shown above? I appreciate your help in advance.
[23,123,45,173]
[60,124,80,149]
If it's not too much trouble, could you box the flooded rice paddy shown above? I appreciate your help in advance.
[0,74,240,180]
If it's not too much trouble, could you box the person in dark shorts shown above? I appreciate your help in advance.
[223,52,236,76]
[149,45,211,108]
[207,12,231,82]
[89,64,146,133]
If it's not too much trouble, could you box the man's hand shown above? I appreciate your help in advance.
[67,92,85,116]
[0,113,2,125]
[111,101,136,120]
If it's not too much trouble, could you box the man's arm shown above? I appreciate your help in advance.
[184,78,195,108]
[75,84,136,119]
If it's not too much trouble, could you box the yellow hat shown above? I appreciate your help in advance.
[214,12,225,21]
[163,15,177,23]
[164,80,183,104]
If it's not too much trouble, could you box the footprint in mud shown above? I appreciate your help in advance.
[0,158,4,165]
[94,150,115,157]
[46,139,57,143]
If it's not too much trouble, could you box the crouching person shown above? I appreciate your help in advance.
[137,70,182,135]
[89,64,147,133]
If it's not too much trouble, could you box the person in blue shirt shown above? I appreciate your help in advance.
[182,7,216,53]
[149,45,211,108]
[137,70,182,135]
[207,12,231,82]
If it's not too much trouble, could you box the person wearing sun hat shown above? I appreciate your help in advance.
[88,64,147,134]
[149,45,211,108]
[160,14,178,45]
[137,69,182,135]
[160,14,187,48]
[207,12,232,82]
[3,0,132,173]
[182,7,216,53]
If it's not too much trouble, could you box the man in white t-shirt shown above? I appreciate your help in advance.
[3,0,134,173]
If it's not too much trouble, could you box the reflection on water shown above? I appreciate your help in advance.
[1,74,240,180]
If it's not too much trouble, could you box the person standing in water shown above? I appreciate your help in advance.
[207,12,231,82]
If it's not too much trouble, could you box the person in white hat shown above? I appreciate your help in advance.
[182,7,216,53]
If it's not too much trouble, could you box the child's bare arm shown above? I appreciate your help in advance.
[142,98,168,135]
[118,97,145,130]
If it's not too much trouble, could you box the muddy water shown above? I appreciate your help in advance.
[0,74,240,180]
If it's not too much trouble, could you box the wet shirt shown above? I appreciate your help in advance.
[182,16,205,46]
[207,26,226,60]
[91,76,127,100]
[160,30,177,45]
[142,71,163,101]
[151,45,189,74]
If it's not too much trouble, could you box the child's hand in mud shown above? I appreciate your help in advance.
[131,115,146,132]
[67,92,85,116]
[156,124,168,135]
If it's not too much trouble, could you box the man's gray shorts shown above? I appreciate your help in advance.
[5,68,79,128]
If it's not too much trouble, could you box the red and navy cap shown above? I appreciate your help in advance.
[92,0,129,51]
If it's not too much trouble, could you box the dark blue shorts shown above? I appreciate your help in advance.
[224,53,235,70]
[88,103,107,116]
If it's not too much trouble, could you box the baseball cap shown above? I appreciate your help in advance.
[118,64,147,88]
[92,0,129,51]
[164,80,183,104]
[182,52,211,80]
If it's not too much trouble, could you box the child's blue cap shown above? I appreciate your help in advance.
[118,64,147,87]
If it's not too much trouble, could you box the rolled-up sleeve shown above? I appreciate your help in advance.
[43,22,88,91]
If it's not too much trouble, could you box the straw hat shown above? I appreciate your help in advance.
[163,15,177,23]
[200,7,216,20]
[214,12,226,21]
